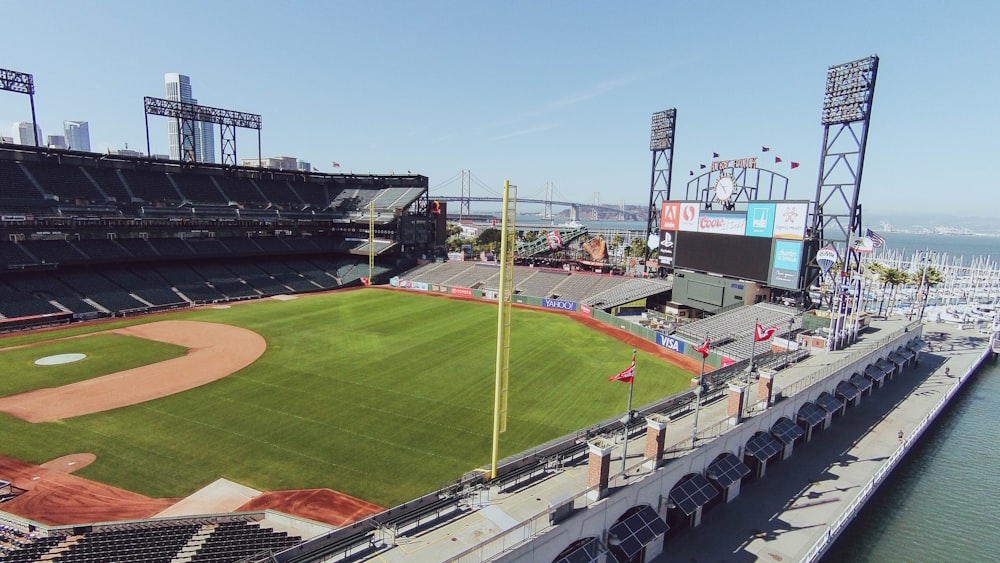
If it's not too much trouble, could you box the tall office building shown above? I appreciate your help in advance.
[12,122,42,146]
[46,135,67,149]
[164,73,215,163]
[63,121,91,152]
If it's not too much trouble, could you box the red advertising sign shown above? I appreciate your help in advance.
[660,202,680,231]
[451,287,473,297]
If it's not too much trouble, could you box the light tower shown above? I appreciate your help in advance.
[645,109,677,264]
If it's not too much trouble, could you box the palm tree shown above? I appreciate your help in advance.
[911,265,945,319]
[883,267,910,317]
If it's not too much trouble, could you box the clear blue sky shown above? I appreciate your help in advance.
[1,1,995,215]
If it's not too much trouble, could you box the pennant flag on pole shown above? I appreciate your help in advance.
[866,228,886,248]
[774,156,782,164]
[689,170,694,176]
[695,337,710,359]
[699,163,706,169]
[609,358,635,384]
[332,161,341,168]
[762,146,770,152]
[755,324,777,341]
[712,152,719,158]
[790,162,800,169]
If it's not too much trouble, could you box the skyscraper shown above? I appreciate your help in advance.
[164,73,215,163]
[46,135,67,149]
[63,121,91,152]
[12,122,42,146]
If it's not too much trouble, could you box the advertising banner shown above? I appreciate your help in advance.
[658,230,675,266]
[660,202,681,231]
[542,298,577,312]
[397,279,429,291]
[656,333,686,354]
[772,202,809,240]
[697,212,747,235]
[580,304,592,316]
[770,239,804,289]
[451,287,473,297]
[745,202,776,238]
[678,202,701,232]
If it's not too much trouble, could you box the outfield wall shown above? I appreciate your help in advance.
[388,277,724,368]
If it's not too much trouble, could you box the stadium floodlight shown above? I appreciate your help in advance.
[650,109,675,151]
[143,96,262,166]
[821,56,878,126]
[0,67,40,147]
[0,67,34,95]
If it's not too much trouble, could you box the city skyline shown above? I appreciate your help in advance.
[164,73,214,164]
[0,1,995,215]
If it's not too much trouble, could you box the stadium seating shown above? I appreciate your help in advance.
[675,303,799,361]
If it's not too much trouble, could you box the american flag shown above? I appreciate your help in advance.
[866,228,886,248]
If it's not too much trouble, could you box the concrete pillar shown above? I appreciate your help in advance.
[727,384,745,424]
[643,414,669,470]
[586,438,614,502]
[758,372,774,405]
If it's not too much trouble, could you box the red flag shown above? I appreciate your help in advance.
[755,324,777,341]
[774,156,782,164]
[712,152,719,158]
[790,162,800,169]
[695,338,709,359]
[609,359,635,384]
[762,146,770,152]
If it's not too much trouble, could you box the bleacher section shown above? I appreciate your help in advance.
[402,262,672,309]
[0,517,303,563]
[674,303,800,362]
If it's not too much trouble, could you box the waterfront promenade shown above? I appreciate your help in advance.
[652,321,992,562]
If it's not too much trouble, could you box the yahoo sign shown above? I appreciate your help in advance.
[542,298,577,311]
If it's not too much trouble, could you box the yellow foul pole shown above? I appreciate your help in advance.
[490,180,516,479]
[368,200,375,283]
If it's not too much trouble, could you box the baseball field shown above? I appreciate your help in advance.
[0,289,693,511]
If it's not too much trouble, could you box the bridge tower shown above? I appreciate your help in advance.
[645,109,677,263]
[460,169,471,219]
[807,56,879,349]
[592,193,599,221]
[543,182,553,220]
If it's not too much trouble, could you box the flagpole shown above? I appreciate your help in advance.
[621,348,636,475]
[692,335,708,445]
[747,318,758,385]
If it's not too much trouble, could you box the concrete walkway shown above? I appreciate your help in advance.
[651,322,992,562]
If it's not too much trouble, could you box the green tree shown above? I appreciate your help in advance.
[883,267,910,317]
[627,236,646,259]
[476,228,502,253]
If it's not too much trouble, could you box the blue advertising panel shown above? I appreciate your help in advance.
[770,239,803,289]
[745,202,776,238]
[542,298,577,312]
[656,333,686,354]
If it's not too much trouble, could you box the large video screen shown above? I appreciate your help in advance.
[673,231,772,282]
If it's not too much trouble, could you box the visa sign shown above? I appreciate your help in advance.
[656,333,686,353]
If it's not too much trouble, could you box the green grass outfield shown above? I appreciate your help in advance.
[0,290,692,507]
